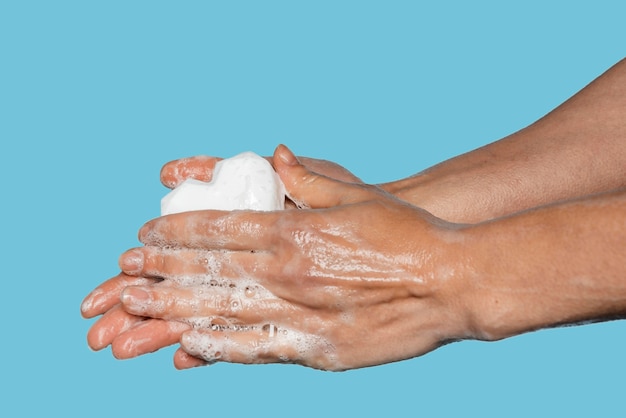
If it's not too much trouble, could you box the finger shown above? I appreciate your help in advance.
[87,305,143,351]
[173,347,208,369]
[118,246,275,283]
[273,144,378,209]
[180,327,338,370]
[121,284,289,325]
[119,279,309,332]
[119,246,210,278]
[81,273,158,318]
[298,156,362,183]
[111,319,191,359]
[139,210,283,251]
[160,156,221,189]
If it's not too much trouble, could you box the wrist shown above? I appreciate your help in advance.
[403,218,489,345]
[380,172,509,224]
[459,194,626,341]
[453,223,546,342]
[379,174,460,220]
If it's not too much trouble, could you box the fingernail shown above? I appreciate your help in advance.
[138,223,151,243]
[119,249,144,274]
[80,292,102,317]
[181,332,195,348]
[121,287,151,306]
[160,164,176,188]
[181,331,215,360]
[277,144,298,166]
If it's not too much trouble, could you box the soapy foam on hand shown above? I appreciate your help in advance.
[161,151,286,215]
[160,151,335,366]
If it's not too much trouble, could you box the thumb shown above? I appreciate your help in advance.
[273,144,375,209]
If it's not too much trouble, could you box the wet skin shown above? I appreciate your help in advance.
[82,58,626,370]
[82,150,368,369]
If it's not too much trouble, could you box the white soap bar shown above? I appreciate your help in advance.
[161,151,286,215]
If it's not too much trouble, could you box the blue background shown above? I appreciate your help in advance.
[1,1,624,416]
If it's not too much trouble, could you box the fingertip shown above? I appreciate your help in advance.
[180,329,197,348]
[110,336,132,359]
[80,286,113,318]
[273,144,348,209]
[86,318,114,351]
[173,347,209,370]
[120,286,151,315]
[160,156,220,189]
[110,324,148,359]
[180,330,217,361]
[272,144,314,208]
[274,144,299,167]
[86,326,107,351]
[138,216,167,245]
[80,293,96,318]
[138,219,155,244]
[87,306,139,352]
[159,159,180,189]
[118,248,144,276]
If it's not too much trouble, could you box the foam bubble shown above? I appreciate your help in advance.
[158,151,298,365]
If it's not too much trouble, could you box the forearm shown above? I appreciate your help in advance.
[382,58,626,223]
[459,188,626,341]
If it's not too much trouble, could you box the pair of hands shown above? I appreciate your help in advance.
[81,145,472,371]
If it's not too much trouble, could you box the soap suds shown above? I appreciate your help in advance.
[158,151,339,367]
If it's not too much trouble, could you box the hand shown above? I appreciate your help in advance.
[81,273,197,365]
[81,149,364,368]
[118,145,474,370]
